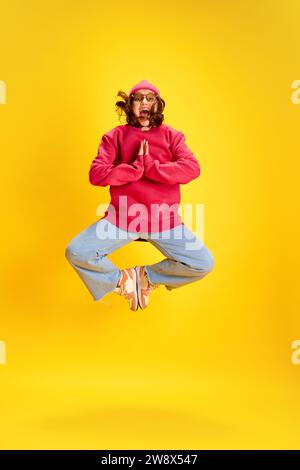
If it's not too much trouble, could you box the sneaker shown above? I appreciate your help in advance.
[135,265,158,309]
[114,268,138,311]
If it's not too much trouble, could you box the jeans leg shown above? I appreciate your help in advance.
[65,219,138,301]
[144,223,214,290]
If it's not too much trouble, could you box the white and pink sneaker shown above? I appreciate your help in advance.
[135,265,158,309]
[114,268,138,311]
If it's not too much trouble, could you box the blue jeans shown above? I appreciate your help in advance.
[65,219,214,302]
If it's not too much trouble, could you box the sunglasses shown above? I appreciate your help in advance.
[132,93,157,103]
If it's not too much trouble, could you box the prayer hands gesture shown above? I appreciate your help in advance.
[138,139,149,156]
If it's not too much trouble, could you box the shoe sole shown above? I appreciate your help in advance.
[135,266,146,310]
[130,268,139,311]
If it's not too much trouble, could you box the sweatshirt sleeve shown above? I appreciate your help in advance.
[89,129,144,186]
[143,131,200,185]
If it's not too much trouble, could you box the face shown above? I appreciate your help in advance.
[131,88,158,123]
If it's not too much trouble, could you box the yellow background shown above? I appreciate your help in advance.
[0,0,300,449]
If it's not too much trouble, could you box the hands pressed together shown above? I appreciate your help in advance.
[138,138,149,157]
[135,139,151,175]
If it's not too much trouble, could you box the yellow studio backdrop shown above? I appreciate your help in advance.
[0,0,299,450]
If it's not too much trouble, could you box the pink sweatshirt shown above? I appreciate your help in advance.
[89,123,200,233]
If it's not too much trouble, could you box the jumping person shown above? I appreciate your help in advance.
[65,80,214,311]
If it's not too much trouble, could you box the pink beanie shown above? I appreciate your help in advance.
[128,79,160,96]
